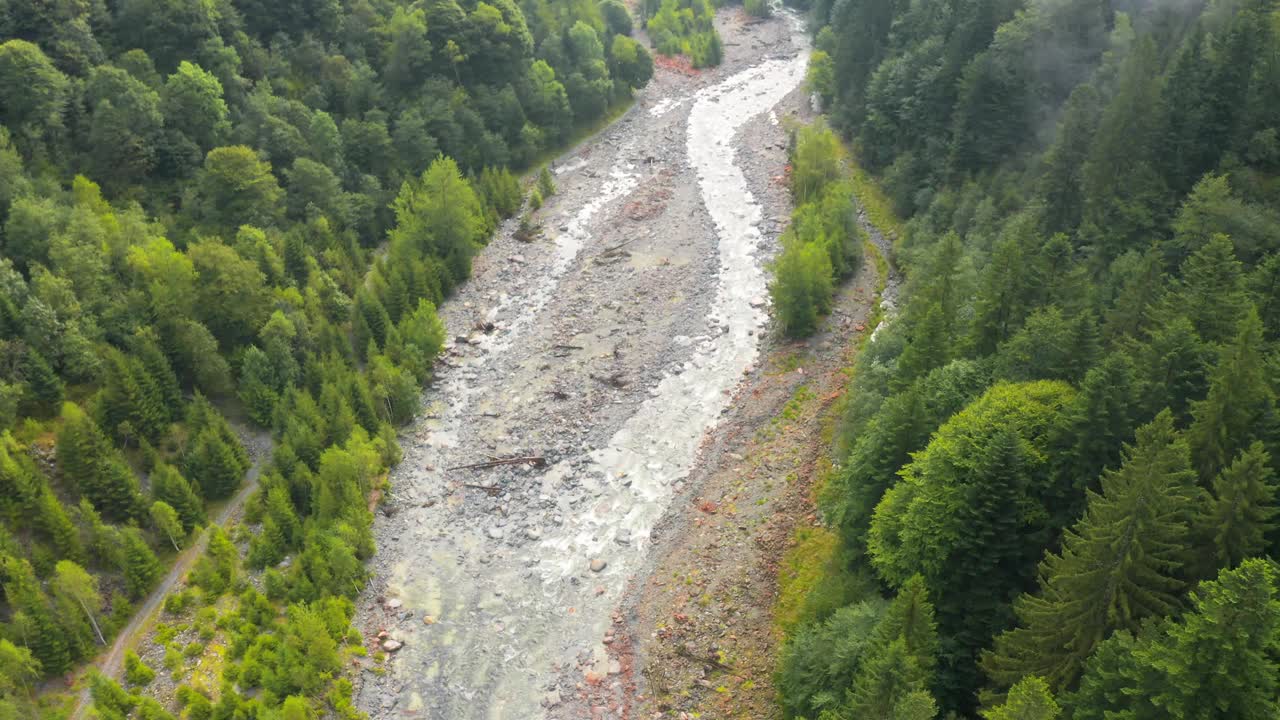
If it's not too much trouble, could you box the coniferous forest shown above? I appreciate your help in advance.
[780,0,1280,718]
[0,0,653,717]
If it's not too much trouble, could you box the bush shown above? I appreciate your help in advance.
[771,236,835,338]
[537,166,556,198]
[124,650,156,686]
[744,0,772,18]
[529,187,543,210]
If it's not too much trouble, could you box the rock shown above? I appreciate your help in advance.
[488,526,505,540]
[423,615,436,625]
[615,528,632,545]
[386,598,403,610]
[590,558,608,573]
[543,689,562,708]
[382,639,403,653]
[608,659,623,675]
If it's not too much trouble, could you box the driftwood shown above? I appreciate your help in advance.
[447,456,547,471]
[552,344,584,351]
[462,483,502,496]
[590,372,628,389]
[595,238,634,258]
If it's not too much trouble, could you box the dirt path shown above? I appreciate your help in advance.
[354,10,811,720]
[67,427,271,720]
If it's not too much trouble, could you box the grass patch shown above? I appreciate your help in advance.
[774,525,869,635]
[523,97,636,177]
[848,158,905,256]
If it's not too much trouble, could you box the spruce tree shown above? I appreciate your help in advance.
[1170,234,1252,346]
[1191,442,1277,578]
[982,676,1060,720]
[1,556,71,674]
[185,428,243,500]
[982,411,1196,693]
[57,403,144,520]
[150,463,205,531]
[1068,559,1280,720]
[1133,316,1210,423]
[19,347,62,418]
[1057,352,1138,501]
[120,527,160,599]
[1187,309,1277,481]
[129,328,183,414]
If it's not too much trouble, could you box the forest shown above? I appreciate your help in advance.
[777,0,1280,718]
[0,0,655,717]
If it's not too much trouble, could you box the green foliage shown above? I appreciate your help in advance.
[772,236,835,338]
[785,1,1280,714]
[124,650,156,687]
[1067,559,1280,720]
[646,0,722,68]
[982,411,1196,694]
[982,676,1059,720]
[769,122,862,338]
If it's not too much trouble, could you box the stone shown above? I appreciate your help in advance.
[608,659,623,675]
[386,598,403,610]
[488,526,505,540]
[543,689,562,708]
[590,558,608,573]
[382,639,403,653]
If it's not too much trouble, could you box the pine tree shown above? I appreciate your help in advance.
[120,527,160,599]
[1191,443,1277,579]
[150,463,205,531]
[982,411,1196,693]
[1187,309,1277,481]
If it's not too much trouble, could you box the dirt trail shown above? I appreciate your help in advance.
[354,10,810,720]
[68,426,271,720]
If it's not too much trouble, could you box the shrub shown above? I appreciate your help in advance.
[124,650,156,686]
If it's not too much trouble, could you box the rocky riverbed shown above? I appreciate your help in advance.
[354,9,810,719]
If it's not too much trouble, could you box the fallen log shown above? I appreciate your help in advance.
[447,456,547,471]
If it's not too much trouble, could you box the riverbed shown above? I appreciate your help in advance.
[355,10,810,719]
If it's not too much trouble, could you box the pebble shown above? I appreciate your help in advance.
[590,558,608,572]
[382,639,403,652]
[386,598,403,610]
[488,527,505,540]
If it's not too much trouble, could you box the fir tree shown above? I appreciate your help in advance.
[982,411,1196,693]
